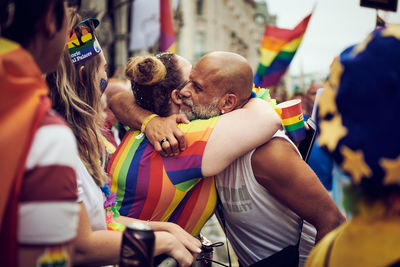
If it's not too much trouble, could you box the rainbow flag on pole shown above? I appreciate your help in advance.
[254,13,312,88]
[376,14,386,28]
[160,0,176,53]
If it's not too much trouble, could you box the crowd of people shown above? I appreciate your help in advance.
[1,0,400,267]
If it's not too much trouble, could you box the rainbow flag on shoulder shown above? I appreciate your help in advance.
[254,13,312,88]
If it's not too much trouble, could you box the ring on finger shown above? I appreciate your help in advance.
[160,138,169,145]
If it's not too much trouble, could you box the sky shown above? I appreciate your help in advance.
[265,0,400,76]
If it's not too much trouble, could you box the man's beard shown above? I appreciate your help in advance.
[180,97,220,120]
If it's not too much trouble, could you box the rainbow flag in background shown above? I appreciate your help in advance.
[254,13,312,88]
[376,15,386,28]
[160,0,176,53]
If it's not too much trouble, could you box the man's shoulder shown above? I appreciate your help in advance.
[252,134,300,171]
[254,134,296,157]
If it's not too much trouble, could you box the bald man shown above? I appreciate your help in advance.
[111,52,344,266]
[178,52,254,121]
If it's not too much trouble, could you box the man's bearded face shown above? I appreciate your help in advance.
[180,95,220,120]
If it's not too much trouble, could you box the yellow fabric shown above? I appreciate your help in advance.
[306,216,400,267]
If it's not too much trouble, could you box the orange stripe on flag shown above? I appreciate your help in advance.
[261,36,288,52]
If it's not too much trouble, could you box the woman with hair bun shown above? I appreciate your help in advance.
[108,52,282,236]
[47,16,201,267]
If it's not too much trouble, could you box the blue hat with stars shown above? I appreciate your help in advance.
[317,26,400,191]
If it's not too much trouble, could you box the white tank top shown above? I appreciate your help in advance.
[215,130,315,266]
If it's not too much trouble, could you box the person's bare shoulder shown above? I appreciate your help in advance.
[251,137,301,183]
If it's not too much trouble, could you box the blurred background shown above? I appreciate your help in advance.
[77,0,400,103]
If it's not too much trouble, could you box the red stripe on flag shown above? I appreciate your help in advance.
[261,14,311,42]
[160,0,175,51]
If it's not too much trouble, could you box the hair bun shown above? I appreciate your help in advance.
[125,56,167,85]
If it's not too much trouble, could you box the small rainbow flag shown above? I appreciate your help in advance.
[160,0,176,53]
[376,15,386,28]
[254,13,312,88]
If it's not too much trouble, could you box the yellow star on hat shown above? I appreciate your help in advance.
[340,145,372,185]
[329,58,344,89]
[380,156,400,186]
[318,113,347,151]
[318,80,339,118]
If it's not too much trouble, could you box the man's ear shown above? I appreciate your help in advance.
[171,89,183,105]
[218,93,238,114]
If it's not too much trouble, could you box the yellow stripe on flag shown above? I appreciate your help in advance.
[259,49,278,66]
[167,42,177,53]
[281,36,303,52]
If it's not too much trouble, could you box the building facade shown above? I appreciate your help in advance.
[177,0,273,70]
[76,0,274,77]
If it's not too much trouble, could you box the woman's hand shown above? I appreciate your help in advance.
[154,231,200,267]
[145,114,189,157]
[149,221,202,256]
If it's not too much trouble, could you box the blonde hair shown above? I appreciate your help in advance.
[125,56,167,85]
[47,14,107,186]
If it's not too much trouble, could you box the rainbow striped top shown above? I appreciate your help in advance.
[108,117,220,236]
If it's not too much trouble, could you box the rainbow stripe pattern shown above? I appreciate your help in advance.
[160,0,176,53]
[376,15,386,28]
[108,117,220,236]
[67,19,102,65]
[254,14,312,88]
[277,99,306,142]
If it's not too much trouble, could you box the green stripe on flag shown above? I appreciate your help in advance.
[277,50,296,60]
[256,64,269,77]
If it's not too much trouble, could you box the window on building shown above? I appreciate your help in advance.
[195,32,205,61]
[196,0,203,16]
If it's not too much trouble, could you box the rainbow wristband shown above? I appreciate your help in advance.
[141,114,159,133]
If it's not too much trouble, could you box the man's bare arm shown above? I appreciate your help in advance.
[202,98,282,177]
[251,138,345,242]
[109,91,188,156]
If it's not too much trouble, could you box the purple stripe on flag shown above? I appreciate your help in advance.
[160,33,175,51]
[260,70,286,88]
